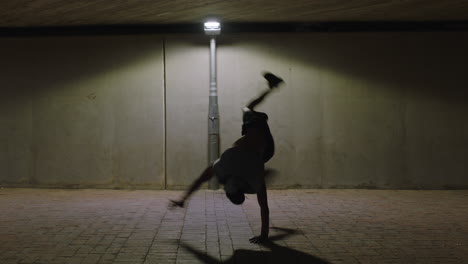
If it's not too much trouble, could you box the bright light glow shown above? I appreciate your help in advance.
[204,22,220,29]
[204,21,221,35]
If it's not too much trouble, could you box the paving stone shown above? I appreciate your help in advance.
[0,188,467,264]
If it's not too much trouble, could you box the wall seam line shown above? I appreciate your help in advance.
[162,37,167,189]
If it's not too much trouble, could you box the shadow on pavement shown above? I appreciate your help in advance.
[180,227,330,264]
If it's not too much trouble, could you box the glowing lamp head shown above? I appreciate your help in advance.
[204,21,221,35]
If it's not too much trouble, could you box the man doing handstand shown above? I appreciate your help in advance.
[169,72,284,244]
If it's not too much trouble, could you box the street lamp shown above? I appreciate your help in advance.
[204,20,221,190]
[204,21,221,35]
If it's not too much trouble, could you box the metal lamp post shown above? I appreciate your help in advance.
[204,21,221,190]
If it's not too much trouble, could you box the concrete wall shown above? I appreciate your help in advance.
[0,36,165,188]
[1,32,467,189]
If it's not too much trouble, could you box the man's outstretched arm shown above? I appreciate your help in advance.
[169,165,214,208]
[250,179,269,243]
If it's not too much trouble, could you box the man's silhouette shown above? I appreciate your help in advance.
[170,72,284,243]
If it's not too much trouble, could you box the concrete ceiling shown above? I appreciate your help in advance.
[1,0,468,28]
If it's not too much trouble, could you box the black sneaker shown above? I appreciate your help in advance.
[263,72,284,89]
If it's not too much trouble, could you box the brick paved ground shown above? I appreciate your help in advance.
[0,188,467,264]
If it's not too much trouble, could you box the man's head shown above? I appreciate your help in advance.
[224,177,246,205]
[226,191,245,205]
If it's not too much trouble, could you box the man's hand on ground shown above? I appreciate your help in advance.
[168,199,185,209]
[249,235,269,244]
